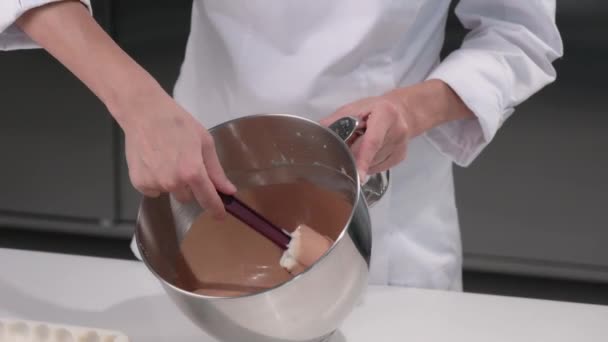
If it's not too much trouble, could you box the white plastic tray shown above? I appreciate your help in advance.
[0,319,129,341]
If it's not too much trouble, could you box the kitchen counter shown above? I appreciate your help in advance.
[1,248,607,342]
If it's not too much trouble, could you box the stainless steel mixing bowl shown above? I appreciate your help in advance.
[134,114,388,342]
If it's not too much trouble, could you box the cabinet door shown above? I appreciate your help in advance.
[0,50,115,221]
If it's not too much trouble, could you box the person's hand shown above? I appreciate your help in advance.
[320,80,474,179]
[115,89,236,218]
[320,90,414,180]
[321,94,408,180]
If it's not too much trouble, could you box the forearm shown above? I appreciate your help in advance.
[16,1,163,127]
[386,79,475,138]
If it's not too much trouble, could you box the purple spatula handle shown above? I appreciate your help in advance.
[219,193,291,250]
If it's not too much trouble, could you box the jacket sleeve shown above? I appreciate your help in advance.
[0,0,92,51]
[424,0,564,166]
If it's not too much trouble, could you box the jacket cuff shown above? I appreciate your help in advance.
[0,0,92,51]
[423,50,512,167]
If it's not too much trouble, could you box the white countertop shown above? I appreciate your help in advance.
[1,247,607,342]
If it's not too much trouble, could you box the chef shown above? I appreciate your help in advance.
[1,1,563,291]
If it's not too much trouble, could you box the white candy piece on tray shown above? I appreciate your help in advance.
[0,319,129,342]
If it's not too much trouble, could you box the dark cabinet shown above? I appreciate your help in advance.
[455,84,608,281]
[0,0,118,234]
[450,1,608,281]
[0,50,115,221]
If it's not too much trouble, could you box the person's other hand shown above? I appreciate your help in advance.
[115,89,236,219]
[320,80,474,180]
[320,90,412,180]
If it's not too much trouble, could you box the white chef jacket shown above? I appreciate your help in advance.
[1,0,563,291]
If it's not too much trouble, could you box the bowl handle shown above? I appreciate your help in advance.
[327,116,390,207]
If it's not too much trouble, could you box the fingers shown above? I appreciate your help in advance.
[185,162,227,219]
[353,140,392,169]
[363,120,406,166]
[365,118,409,173]
[319,98,374,127]
[131,170,161,197]
[368,142,407,175]
[128,157,161,198]
[319,104,354,127]
[171,185,194,203]
[122,99,235,216]
[201,134,237,195]
[132,177,161,197]
[170,133,233,215]
[323,97,402,181]
[354,112,393,179]
[134,158,226,218]
[140,188,161,197]
[159,159,227,219]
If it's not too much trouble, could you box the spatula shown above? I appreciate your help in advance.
[218,193,291,250]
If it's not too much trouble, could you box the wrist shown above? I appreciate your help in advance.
[385,79,474,137]
[102,70,167,129]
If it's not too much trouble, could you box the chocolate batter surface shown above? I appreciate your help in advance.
[175,179,354,297]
